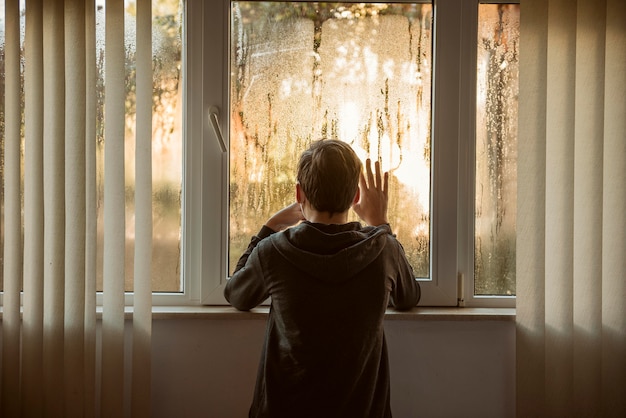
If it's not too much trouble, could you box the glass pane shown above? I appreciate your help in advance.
[229,2,433,277]
[0,8,5,291]
[0,2,26,292]
[95,0,183,292]
[475,4,519,296]
[0,1,183,293]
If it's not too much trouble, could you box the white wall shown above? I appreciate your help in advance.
[151,318,515,418]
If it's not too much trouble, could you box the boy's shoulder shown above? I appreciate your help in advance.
[266,221,398,256]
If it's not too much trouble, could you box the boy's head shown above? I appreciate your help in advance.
[296,139,362,216]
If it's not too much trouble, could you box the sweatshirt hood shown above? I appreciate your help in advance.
[269,221,390,283]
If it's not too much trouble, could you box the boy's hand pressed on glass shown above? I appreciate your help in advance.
[265,202,305,232]
[353,158,389,226]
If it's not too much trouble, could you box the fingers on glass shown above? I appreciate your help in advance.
[364,158,388,190]
[383,171,389,196]
[374,160,382,187]
[366,158,375,188]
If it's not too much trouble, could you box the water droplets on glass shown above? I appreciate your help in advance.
[229,2,433,277]
[475,4,519,296]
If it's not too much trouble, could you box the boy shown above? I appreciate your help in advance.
[225,139,420,418]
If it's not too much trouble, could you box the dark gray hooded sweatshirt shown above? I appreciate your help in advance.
[225,221,420,418]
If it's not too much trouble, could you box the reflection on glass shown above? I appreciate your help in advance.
[229,2,433,277]
[95,0,183,292]
[475,4,519,296]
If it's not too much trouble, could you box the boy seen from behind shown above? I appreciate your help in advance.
[225,139,421,418]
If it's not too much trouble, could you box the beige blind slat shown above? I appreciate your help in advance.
[64,0,87,415]
[22,0,45,414]
[42,0,66,415]
[85,0,98,415]
[132,0,153,414]
[2,1,24,416]
[544,0,576,414]
[572,0,605,414]
[602,0,626,414]
[101,0,127,416]
[516,0,548,415]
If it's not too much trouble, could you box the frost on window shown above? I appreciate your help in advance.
[229,2,433,277]
[475,4,519,296]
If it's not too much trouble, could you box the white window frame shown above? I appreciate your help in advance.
[173,0,517,308]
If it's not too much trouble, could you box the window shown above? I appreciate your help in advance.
[194,0,518,307]
[0,0,185,300]
[0,0,518,307]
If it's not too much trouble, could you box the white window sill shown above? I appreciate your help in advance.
[147,306,516,321]
[0,306,515,321]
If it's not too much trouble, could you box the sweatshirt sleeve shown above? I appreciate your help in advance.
[224,226,275,311]
[389,239,421,310]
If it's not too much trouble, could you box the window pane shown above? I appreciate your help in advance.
[0,3,26,292]
[475,4,519,296]
[0,1,182,293]
[95,0,183,292]
[229,2,433,277]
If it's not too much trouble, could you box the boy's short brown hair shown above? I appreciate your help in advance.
[297,139,362,216]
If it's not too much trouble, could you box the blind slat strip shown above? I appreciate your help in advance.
[22,0,45,414]
[602,0,626,414]
[572,0,605,414]
[544,0,577,414]
[85,0,98,415]
[42,1,66,414]
[2,1,24,416]
[515,0,548,415]
[65,0,87,414]
[132,0,153,414]
[101,0,127,416]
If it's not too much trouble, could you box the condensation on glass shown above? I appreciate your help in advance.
[475,4,519,296]
[95,0,183,292]
[229,2,434,277]
[0,2,27,292]
[0,3,7,291]
[0,0,183,292]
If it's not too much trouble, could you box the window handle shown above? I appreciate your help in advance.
[209,106,227,153]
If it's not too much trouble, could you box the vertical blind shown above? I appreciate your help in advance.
[1,0,153,416]
[516,0,626,416]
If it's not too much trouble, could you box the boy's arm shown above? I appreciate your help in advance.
[224,226,274,311]
[225,203,305,311]
[389,240,421,310]
[354,159,419,309]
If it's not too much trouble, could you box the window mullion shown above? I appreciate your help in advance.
[416,0,463,306]
[200,0,230,305]
[457,0,479,307]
